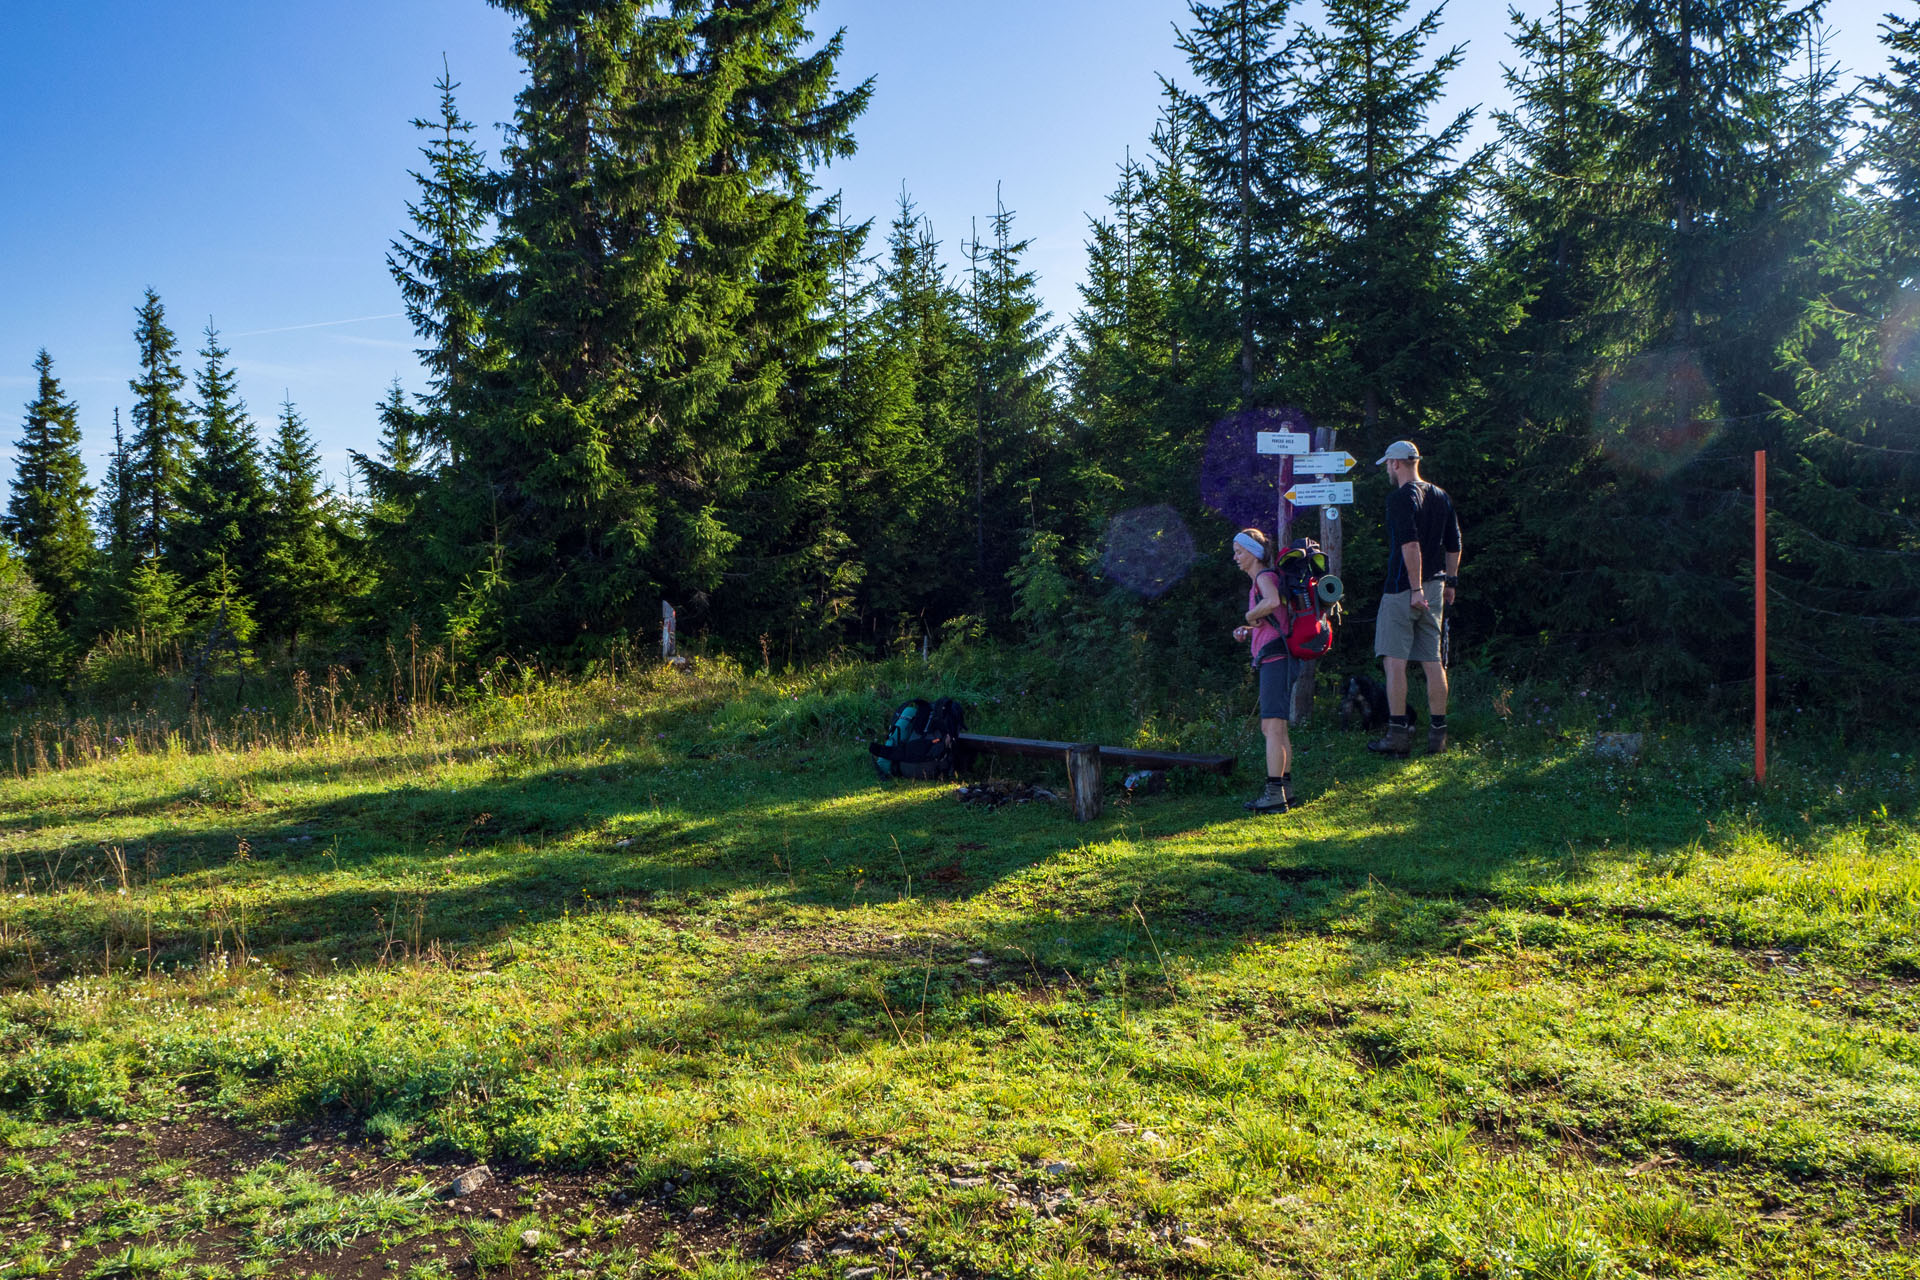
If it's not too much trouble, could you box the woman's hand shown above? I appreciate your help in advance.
[1232,625,1251,642]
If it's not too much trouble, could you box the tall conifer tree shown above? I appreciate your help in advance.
[438,0,869,650]
[5,350,95,625]
[128,290,192,561]
[1170,0,1299,404]
[389,63,496,459]
[962,192,1062,611]
[1292,0,1481,437]
[174,325,268,605]
[98,408,140,574]
[351,383,434,630]
[261,398,341,650]
[865,191,973,632]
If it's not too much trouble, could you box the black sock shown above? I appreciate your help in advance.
[1267,775,1284,787]
[1430,715,1448,730]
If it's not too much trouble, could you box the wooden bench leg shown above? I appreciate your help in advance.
[1066,743,1103,822]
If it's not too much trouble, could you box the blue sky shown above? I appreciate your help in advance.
[0,0,1895,492]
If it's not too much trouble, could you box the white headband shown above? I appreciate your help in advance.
[1233,533,1266,560]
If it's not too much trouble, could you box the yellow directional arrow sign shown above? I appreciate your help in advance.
[1283,481,1355,506]
[1291,451,1357,474]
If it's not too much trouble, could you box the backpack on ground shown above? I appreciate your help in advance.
[869,697,967,779]
[1258,537,1344,663]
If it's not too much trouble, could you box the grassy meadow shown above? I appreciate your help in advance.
[0,651,1916,1279]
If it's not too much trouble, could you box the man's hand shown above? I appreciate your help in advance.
[1410,591,1430,611]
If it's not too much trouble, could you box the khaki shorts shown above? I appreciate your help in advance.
[1375,583,1445,663]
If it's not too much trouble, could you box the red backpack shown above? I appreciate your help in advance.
[1258,538,1344,662]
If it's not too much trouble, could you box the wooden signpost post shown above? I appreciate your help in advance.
[1257,425,1357,722]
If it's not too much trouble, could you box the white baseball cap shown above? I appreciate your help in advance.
[1375,440,1421,464]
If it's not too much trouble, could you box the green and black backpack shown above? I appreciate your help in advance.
[869,697,967,779]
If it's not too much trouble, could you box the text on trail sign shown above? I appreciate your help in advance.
[1255,431,1312,455]
[1290,451,1357,474]
[1283,481,1355,506]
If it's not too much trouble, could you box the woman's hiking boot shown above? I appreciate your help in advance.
[1426,725,1449,754]
[1249,780,1290,814]
[1366,722,1412,756]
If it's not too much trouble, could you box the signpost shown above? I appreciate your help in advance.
[1283,481,1355,507]
[1290,451,1357,475]
[1256,431,1312,455]
[1252,418,1357,726]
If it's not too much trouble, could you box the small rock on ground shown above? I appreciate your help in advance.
[445,1164,491,1197]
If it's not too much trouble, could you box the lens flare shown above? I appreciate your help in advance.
[1199,406,1316,536]
[1590,349,1720,479]
[1098,505,1197,599]
[1880,289,1920,392]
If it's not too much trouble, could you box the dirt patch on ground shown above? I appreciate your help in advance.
[0,1110,784,1279]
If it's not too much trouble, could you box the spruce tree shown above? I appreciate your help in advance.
[123,559,190,664]
[1169,0,1300,404]
[98,407,140,575]
[1470,0,1619,658]
[173,325,268,608]
[261,398,341,651]
[962,190,1062,613]
[1760,15,1920,703]
[5,350,95,625]
[352,381,436,628]
[388,62,496,459]
[1291,0,1482,437]
[1564,0,1826,690]
[0,536,61,685]
[87,406,143,633]
[866,190,973,633]
[128,290,192,561]
[1871,10,1920,249]
[439,0,870,650]
[717,201,881,653]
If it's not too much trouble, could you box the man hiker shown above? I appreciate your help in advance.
[1368,441,1461,756]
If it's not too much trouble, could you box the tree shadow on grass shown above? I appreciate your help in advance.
[4,718,1909,992]
[0,742,1733,990]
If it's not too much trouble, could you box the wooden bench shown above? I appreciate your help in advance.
[956,733,1236,822]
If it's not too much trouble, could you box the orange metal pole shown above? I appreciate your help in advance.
[1755,450,1767,786]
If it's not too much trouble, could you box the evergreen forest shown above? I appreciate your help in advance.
[6,0,1918,719]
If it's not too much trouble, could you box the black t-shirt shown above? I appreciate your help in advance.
[1383,480,1461,594]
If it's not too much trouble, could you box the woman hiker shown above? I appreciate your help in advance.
[1230,528,1298,815]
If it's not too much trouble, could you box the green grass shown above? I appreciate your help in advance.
[1,650,1917,1277]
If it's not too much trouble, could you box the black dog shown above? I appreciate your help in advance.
[1336,676,1419,732]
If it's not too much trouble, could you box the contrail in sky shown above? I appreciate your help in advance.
[231,313,405,338]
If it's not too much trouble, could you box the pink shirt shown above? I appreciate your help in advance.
[1248,570,1284,665]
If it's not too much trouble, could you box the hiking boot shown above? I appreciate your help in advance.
[1426,725,1449,755]
[1366,722,1412,756]
[1281,776,1303,808]
[1249,781,1290,815]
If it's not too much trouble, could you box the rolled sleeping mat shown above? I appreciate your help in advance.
[1316,574,1345,606]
